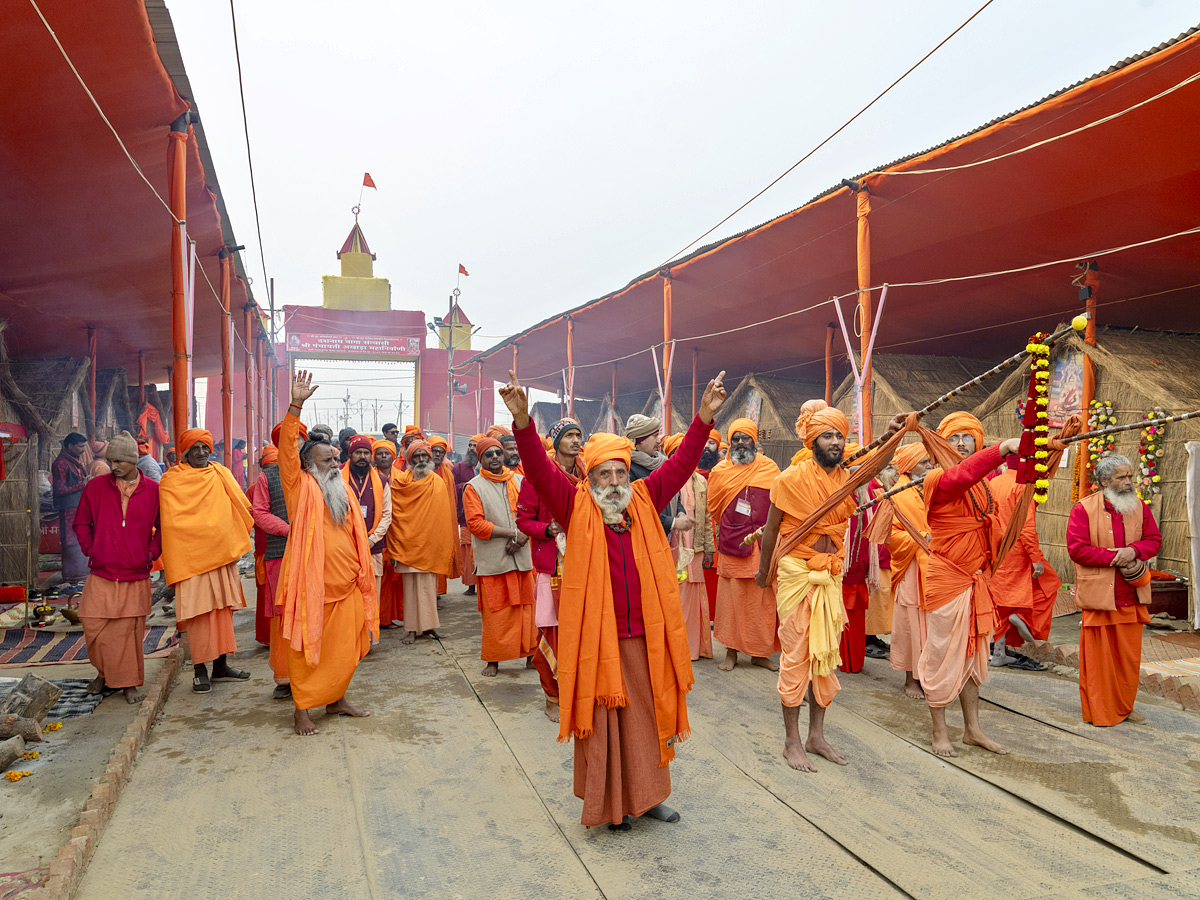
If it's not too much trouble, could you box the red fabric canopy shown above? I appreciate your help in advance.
[467,28,1200,397]
[0,0,262,378]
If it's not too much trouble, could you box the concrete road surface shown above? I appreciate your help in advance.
[76,584,1200,900]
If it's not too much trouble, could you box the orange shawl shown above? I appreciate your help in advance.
[277,415,378,666]
[888,475,930,592]
[557,478,694,766]
[769,459,857,574]
[159,460,253,584]
[387,469,457,575]
[340,463,384,532]
[707,453,781,522]
[437,461,461,576]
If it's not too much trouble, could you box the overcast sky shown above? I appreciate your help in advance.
[169,0,1196,425]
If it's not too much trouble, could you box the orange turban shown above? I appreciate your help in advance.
[371,438,394,456]
[719,441,728,452]
[794,399,829,439]
[486,424,511,439]
[178,428,213,457]
[475,436,503,458]
[470,433,486,445]
[727,418,757,444]
[582,433,633,473]
[427,436,449,451]
[403,425,422,436]
[272,420,307,446]
[260,444,279,466]
[661,433,685,456]
[805,407,849,443]
[893,442,928,475]
[937,412,985,450]
[708,428,721,445]
[405,439,432,464]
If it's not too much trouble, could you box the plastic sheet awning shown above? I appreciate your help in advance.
[464,27,1200,399]
[0,0,260,378]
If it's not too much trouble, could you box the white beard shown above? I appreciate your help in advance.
[309,464,349,525]
[411,460,434,480]
[730,446,755,465]
[1104,486,1140,516]
[590,482,633,525]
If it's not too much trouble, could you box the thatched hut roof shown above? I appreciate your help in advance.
[832,352,996,441]
[529,399,602,437]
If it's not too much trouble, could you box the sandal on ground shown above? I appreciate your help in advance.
[211,666,251,681]
[1006,654,1045,671]
[272,683,292,700]
[192,674,212,693]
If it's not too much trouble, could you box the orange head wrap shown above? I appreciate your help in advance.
[260,444,279,466]
[469,433,486,445]
[893,442,928,475]
[427,436,449,451]
[272,420,307,446]
[661,433,685,456]
[403,425,422,436]
[486,424,511,439]
[177,428,213,457]
[727,418,758,444]
[794,399,829,440]
[405,439,432,464]
[805,407,849,444]
[708,428,721,445]
[581,433,633,474]
[937,411,985,451]
[475,436,503,458]
[719,441,728,452]
[371,438,395,456]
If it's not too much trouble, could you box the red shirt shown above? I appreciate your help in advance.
[515,415,709,638]
[1066,497,1162,606]
[73,474,162,581]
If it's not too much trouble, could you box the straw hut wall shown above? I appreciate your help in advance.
[973,327,1199,619]
[529,399,602,438]
[831,353,997,443]
[714,374,826,469]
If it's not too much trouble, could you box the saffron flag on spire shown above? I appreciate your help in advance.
[458,264,470,276]
[363,173,376,189]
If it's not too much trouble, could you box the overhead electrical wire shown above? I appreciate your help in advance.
[228,0,271,293]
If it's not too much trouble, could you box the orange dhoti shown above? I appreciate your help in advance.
[399,565,440,633]
[1079,605,1148,726]
[680,580,712,660]
[714,575,780,658]
[574,635,671,827]
[478,570,536,662]
[459,524,477,587]
[268,615,289,684]
[175,561,245,665]
[888,564,926,674]
[286,587,370,709]
[80,575,151,689]
[917,585,988,708]
[777,596,842,709]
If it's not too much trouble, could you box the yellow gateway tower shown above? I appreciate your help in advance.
[322,220,390,310]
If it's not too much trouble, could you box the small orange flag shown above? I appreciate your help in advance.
[458,264,469,276]
[363,173,376,189]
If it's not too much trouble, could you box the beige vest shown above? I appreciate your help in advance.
[1072,490,1151,611]
[468,474,533,577]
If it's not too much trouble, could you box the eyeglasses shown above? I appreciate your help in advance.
[481,449,503,459]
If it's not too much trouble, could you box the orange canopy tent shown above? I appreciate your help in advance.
[464,27,1200,414]
[0,0,268,386]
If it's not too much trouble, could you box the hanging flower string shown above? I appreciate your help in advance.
[1087,400,1117,483]
[1136,407,1166,505]
[1015,332,1052,504]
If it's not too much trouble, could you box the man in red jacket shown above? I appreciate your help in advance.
[73,432,162,704]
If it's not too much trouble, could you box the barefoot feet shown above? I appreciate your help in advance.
[294,708,319,736]
[805,735,848,766]
[86,675,106,695]
[123,686,146,704]
[903,674,925,700]
[718,650,738,671]
[326,697,370,718]
[931,737,958,757]
[751,656,779,672]
[783,739,816,772]
[544,699,560,723]
[401,631,417,645]
[481,662,499,677]
[963,729,1009,754]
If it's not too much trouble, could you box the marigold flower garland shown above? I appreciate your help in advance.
[1087,400,1117,483]
[1017,333,1053,503]
[1136,407,1166,505]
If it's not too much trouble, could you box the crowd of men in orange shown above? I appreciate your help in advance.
[64,364,1160,828]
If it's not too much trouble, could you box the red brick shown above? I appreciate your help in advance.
[42,875,69,900]
[1178,680,1200,711]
